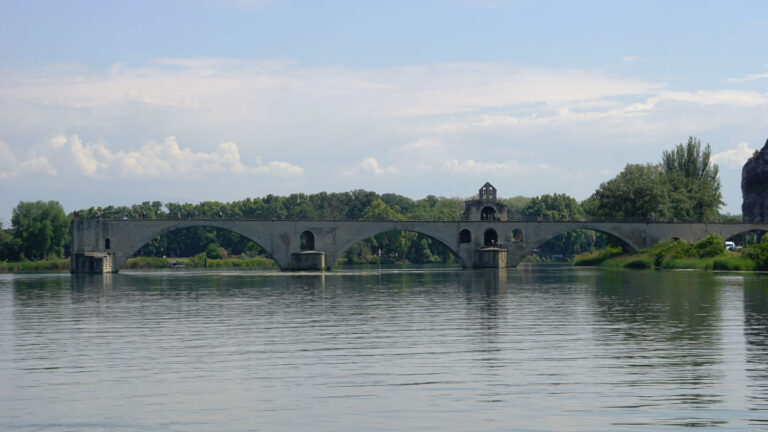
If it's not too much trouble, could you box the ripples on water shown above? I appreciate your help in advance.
[1,266,768,431]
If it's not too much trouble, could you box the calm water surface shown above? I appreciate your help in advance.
[2,265,768,431]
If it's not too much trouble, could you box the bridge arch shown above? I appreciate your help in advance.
[110,221,284,271]
[484,229,498,247]
[518,224,640,263]
[325,226,468,269]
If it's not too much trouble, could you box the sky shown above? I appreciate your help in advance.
[1,0,767,225]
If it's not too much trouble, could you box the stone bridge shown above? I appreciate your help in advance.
[70,218,768,273]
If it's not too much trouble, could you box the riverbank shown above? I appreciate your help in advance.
[574,235,767,271]
[0,255,276,273]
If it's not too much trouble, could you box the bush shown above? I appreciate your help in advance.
[742,240,768,270]
[205,243,222,259]
[713,256,755,271]
[691,234,725,258]
[124,257,173,269]
[659,257,714,270]
[573,247,624,266]
[623,256,654,269]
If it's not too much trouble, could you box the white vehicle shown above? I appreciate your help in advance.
[724,241,738,251]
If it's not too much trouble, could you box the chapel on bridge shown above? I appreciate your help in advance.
[463,182,508,221]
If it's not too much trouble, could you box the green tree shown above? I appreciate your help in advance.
[589,164,670,220]
[0,223,20,261]
[11,200,69,260]
[589,137,723,222]
[661,137,723,221]
[360,199,406,221]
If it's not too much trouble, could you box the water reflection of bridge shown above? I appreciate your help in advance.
[70,218,768,273]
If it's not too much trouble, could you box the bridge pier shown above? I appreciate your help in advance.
[289,251,326,270]
[474,248,507,268]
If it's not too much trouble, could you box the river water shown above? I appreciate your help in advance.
[1,265,768,431]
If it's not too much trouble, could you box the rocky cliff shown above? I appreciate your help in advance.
[742,138,768,222]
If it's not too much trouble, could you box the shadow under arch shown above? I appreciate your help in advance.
[114,222,279,271]
[328,228,467,269]
[723,228,767,246]
[522,225,637,262]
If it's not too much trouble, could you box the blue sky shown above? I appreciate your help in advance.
[1,0,767,223]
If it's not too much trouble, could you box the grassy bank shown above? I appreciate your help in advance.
[0,255,277,273]
[124,254,276,270]
[575,234,767,271]
[0,258,71,273]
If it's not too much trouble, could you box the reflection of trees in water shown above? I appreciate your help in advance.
[589,270,725,425]
[743,280,768,425]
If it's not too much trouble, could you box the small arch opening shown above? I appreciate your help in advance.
[484,229,498,247]
[459,229,472,243]
[105,238,111,250]
[481,206,496,221]
[300,231,315,251]
[511,229,523,242]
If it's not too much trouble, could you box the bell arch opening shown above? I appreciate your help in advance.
[300,230,315,251]
[481,206,497,221]
[484,229,498,247]
[127,226,276,270]
[335,229,463,268]
[510,229,523,242]
[459,229,472,244]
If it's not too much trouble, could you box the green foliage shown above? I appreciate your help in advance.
[573,247,624,266]
[205,243,223,259]
[361,199,406,221]
[583,235,730,271]
[11,201,69,260]
[712,256,755,271]
[123,256,174,269]
[589,137,723,221]
[122,255,275,270]
[0,225,21,261]
[741,237,768,270]
[590,164,669,220]
[691,234,725,258]
[501,196,532,217]
[623,256,654,269]
[0,258,70,273]
[521,193,586,221]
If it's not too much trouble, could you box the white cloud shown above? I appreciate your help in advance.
[658,90,768,106]
[345,158,399,176]
[1,58,767,215]
[726,72,768,83]
[443,159,556,174]
[712,142,756,169]
[45,134,303,178]
[0,139,56,178]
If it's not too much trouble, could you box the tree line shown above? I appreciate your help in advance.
[0,137,734,264]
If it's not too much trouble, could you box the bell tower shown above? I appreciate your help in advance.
[463,182,508,221]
